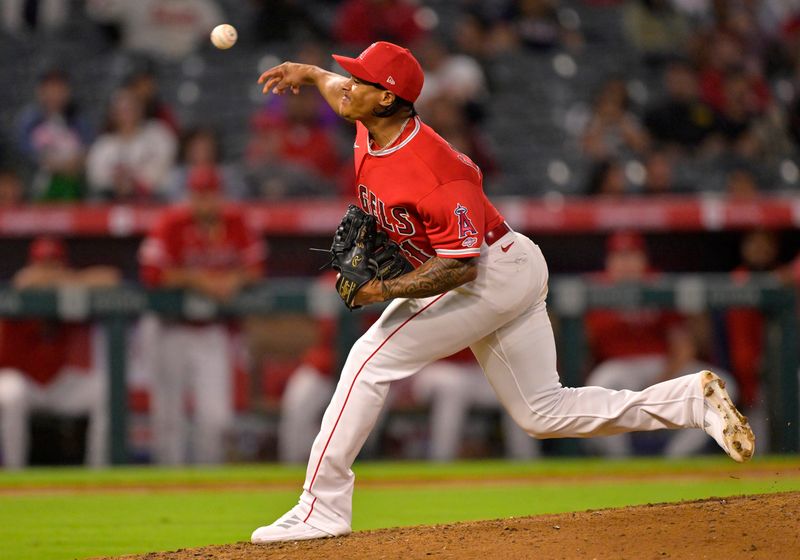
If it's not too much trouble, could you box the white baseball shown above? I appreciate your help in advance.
[210,24,237,50]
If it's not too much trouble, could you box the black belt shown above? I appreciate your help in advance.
[485,222,512,246]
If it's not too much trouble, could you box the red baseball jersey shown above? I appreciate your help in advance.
[585,308,682,364]
[0,320,91,385]
[353,117,504,267]
[139,205,266,286]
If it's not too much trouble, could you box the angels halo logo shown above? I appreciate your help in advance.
[462,237,478,248]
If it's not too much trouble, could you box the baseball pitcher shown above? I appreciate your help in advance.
[250,42,754,543]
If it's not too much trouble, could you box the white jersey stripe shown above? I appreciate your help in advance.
[435,248,482,256]
[367,117,421,157]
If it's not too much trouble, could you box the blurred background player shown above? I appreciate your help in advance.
[583,231,738,457]
[276,272,338,464]
[85,0,224,62]
[138,165,265,464]
[0,236,120,469]
[411,349,540,461]
[587,321,737,458]
[584,231,683,382]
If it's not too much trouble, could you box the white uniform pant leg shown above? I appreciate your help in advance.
[296,290,528,532]
[413,362,477,461]
[470,301,706,440]
[189,325,232,464]
[279,365,335,464]
[450,365,540,460]
[583,356,667,458]
[83,326,109,467]
[41,367,108,467]
[413,362,539,461]
[0,369,30,469]
[152,325,189,465]
[0,366,107,468]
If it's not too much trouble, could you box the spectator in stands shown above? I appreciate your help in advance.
[1,0,69,35]
[725,167,761,200]
[86,88,177,202]
[16,69,91,202]
[452,10,496,62]
[0,236,120,469]
[411,350,540,461]
[747,100,796,169]
[580,77,650,161]
[641,148,678,195]
[249,0,329,43]
[696,31,770,116]
[669,0,714,24]
[499,0,583,52]
[165,127,247,202]
[85,0,224,61]
[623,0,692,65]
[643,60,719,152]
[0,169,24,207]
[724,229,782,411]
[585,159,627,196]
[245,88,345,198]
[586,322,738,457]
[333,0,427,48]
[421,94,498,179]
[124,67,180,135]
[714,72,763,147]
[138,165,266,464]
[414,37,488,112]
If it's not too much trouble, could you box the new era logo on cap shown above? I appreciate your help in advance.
[332,41,424,102]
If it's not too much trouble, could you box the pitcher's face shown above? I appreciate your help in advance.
[339,76,394,121]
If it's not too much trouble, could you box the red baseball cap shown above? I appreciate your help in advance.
[29,236,67,264]
[606,231,646,254]
[333,41,424,103]
[187,165,222,194]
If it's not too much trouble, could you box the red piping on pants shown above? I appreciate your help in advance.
[304,294,447,523]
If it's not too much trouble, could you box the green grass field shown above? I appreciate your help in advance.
[2,456,799,560]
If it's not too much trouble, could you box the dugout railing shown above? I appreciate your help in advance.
[0,275,796,463]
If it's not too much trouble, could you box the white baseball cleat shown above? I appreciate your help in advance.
[700,370,755,463]
[251,508,342,544]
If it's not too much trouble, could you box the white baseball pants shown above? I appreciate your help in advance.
[279,364,335,464]
[295,232,707,535]
[412,361,540,461]
[0,366,108,469]
[151,323,232,464]
[584,356,738,458]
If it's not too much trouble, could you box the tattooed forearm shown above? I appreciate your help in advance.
[380,257,477,300]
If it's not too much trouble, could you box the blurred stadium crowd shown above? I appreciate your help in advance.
[0,0,799,467]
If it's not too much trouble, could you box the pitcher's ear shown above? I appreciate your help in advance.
[379,91,396,108]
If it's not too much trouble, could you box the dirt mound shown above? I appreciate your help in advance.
[112,491,799,559]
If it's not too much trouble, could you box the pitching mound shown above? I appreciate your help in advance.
[115,491,798,559]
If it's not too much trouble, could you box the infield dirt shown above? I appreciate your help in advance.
[109,491,798,559]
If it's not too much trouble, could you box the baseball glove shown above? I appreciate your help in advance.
[329,205,412,309]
